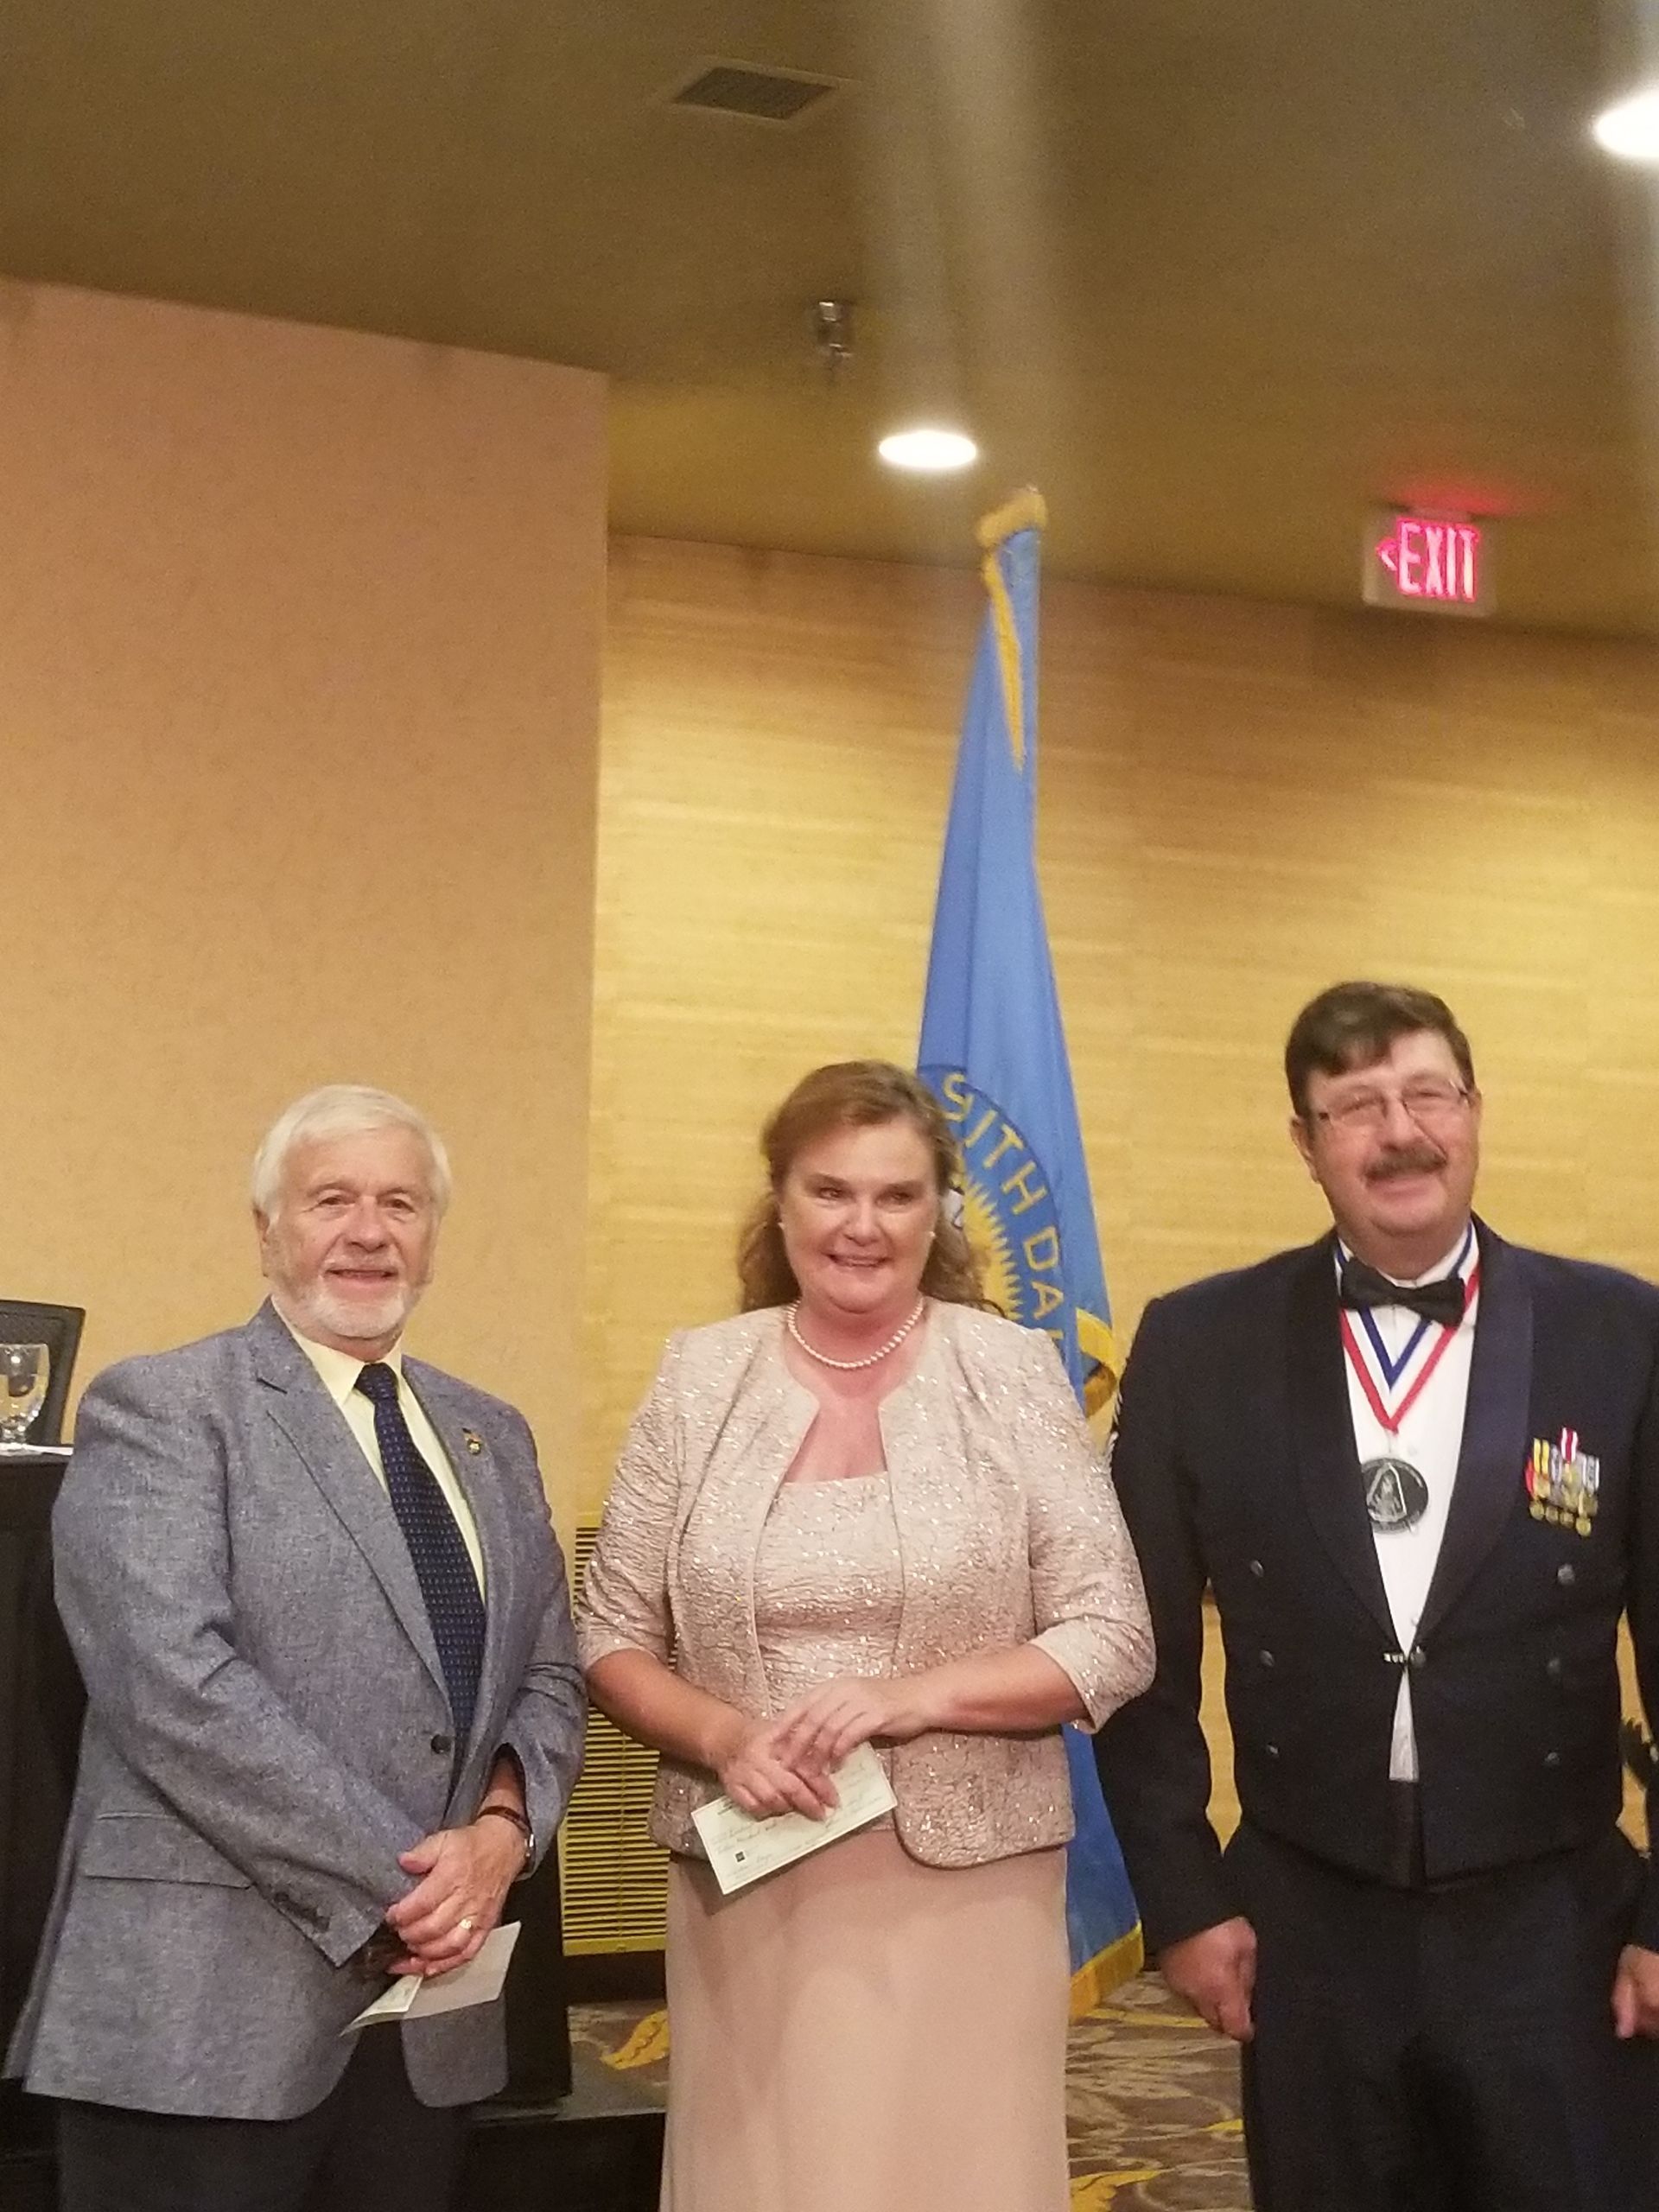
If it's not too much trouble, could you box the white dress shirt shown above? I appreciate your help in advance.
[280,1313,486,1595]
[1338,1226,1477,1781]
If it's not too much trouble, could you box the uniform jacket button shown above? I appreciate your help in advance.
[430,1732,453,1756]
[1557,1564,1576,1587]
[1248,1560,1265,1579]
[1543,1751,1562,1769]
[1545,1656,1563,1682]
[1259,1649,1275,1669]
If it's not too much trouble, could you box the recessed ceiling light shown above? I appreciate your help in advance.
[1592,89,1659,160]
[877,427,979,474]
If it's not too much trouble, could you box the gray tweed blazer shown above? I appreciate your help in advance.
[6,1300,584,2120]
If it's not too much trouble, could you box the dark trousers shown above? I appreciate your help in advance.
[55,2028,467,2212]
[1230,1821,1657,2212]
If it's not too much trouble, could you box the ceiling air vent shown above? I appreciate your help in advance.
[665,60,842,126]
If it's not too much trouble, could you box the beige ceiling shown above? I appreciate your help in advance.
[6,0,1659,634]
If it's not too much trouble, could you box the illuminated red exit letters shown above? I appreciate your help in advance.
[1363,510,1492,616]
[1379,517,1478,600]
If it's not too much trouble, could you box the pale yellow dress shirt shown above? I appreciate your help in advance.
[280,1314,486,1595]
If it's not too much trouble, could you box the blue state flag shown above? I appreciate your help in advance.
[917,489,1141,2011]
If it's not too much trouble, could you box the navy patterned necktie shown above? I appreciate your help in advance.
[354,1362,485,1741]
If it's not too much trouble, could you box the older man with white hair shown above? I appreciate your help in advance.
[9,1085,584,2212]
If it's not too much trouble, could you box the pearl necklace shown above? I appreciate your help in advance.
[786,1297,926,1372]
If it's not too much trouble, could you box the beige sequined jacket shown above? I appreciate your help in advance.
[577,1304,1154,1868]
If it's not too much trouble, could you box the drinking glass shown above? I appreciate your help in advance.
[0,1344,49,1446]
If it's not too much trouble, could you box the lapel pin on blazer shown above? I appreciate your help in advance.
[461,1427,485,1457]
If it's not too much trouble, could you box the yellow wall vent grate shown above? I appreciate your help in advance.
[560,1524,670,1953]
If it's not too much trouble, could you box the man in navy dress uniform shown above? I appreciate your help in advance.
[1096,982,1659,2211]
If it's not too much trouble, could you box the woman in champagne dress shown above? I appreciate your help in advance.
[578,1060,1154,2212]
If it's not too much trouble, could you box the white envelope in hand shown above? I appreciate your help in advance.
[691,1743,897,1897]
[343,1921,521,2034]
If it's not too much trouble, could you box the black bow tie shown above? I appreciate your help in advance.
[1338,1255,1465,1329]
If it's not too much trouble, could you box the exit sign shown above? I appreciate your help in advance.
[1363,510,1492,616]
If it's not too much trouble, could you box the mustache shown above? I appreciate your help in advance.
[1366,1145,1446,1180]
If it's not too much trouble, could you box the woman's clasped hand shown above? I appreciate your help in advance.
[715,1674,940,1819]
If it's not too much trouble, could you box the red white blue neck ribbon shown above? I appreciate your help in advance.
[1338,1224,1478,1435]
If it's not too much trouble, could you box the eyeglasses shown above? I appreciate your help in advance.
[1307,1080,1472,1135]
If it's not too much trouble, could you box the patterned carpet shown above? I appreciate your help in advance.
[572,1967,1249,2209]
[1065,1975,1249,2209]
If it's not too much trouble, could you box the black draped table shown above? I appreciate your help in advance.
[0,1447,84,2197]
[0,1451,82,2066]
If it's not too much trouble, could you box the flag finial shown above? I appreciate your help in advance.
[976,488,1047,551]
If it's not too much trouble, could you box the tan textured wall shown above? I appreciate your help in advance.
[587,532,1659,1516]
[3,282,605,1525]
